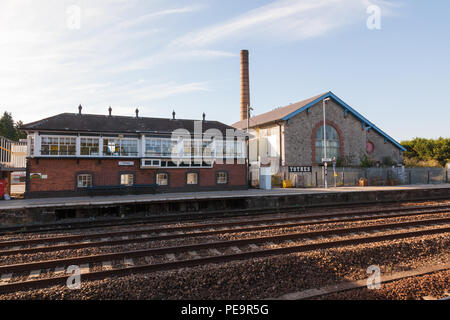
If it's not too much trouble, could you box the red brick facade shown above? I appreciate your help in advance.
[26,158,247,197]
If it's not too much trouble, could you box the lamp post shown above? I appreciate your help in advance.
[247,105,253,186]
[322,97,331,188]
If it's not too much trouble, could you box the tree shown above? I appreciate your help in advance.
[0,112,26,141]
[0,112,17,140]
[401,137,450,167]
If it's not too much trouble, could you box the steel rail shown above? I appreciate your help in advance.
[1,208,449,257]
[1,204,449,251]
[0,225,448,294]
[0,217,448,275]
[1,201,449,236]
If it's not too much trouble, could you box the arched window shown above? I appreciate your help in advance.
[315,125,340,163]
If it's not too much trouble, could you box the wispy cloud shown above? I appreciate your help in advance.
[0,0,213,122]
[171,0,394,48]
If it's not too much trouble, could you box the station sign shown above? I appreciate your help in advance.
[288,166,312,173]
[118,161,135,166]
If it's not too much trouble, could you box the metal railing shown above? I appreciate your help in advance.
[0,136,27,170]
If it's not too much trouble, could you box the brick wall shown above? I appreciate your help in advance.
[26,158,247,196]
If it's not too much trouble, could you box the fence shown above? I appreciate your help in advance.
[0,136,27,169]
[289,166,448,188]
[248,165,448,188]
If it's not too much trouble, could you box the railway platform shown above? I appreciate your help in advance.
[0,184,449,226]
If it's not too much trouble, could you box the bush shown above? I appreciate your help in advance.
[401,137,449,167]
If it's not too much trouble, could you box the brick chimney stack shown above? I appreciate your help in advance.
[240,49,250,121]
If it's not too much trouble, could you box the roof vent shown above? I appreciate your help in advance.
[108,106,112,116]
[172,110,176,120]
[78,104,82,115]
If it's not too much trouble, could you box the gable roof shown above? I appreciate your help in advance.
[232,91,406,151]
[21,113,235,136]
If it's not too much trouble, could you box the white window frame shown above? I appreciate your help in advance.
[79,137,101,156]
[186,172,198,185]
[102,137,139,157]
[77,174,92,188]
[120,173,134,186]
[40,135,77,157]
[156,173,168,186]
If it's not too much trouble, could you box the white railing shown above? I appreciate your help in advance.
[0,136,27,169]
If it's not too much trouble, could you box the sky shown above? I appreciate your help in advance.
[0,0,449,141]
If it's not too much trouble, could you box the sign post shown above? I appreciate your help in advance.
[332,157,337,188]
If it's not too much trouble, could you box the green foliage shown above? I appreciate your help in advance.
[0,112,26,141]
[401,137,450,167]
[359,154,376,168]
[336,154,356,167]
[382,156,396,167]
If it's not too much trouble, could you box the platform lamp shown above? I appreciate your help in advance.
[322,97,331,188]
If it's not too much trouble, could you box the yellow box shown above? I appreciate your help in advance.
[283,180,293,188]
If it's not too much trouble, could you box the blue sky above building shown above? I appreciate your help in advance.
[0,0,448,141]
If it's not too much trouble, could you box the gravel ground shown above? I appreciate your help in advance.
[0,212,448,266]
[313,270,450,300]
[0,232,448,300]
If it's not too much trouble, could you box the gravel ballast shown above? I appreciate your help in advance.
[0,232,448,300]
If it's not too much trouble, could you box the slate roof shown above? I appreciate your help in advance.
[21,113,236,136]
[232,92,327,130]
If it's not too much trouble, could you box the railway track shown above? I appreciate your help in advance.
[2,200,449,236]
[0,215,448,294]
[0,204,449,256]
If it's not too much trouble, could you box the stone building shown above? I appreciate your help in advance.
[232,91,406,182]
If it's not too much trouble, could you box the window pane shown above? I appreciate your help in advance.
[121,139,138,156]
[145,138,161,156]
[216,172,227,184]
[77,174,92,188]
[80,138,99,156]
[186,173,198,184]
[315,125,340,163]
[120,174,133,186]
[156,173,168,185]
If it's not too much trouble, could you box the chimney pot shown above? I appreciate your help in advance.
[108,106,112,116]
[135,108,139,118]
[172,110,176,120]
[202,112,205,121]
[78,104,82,115]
